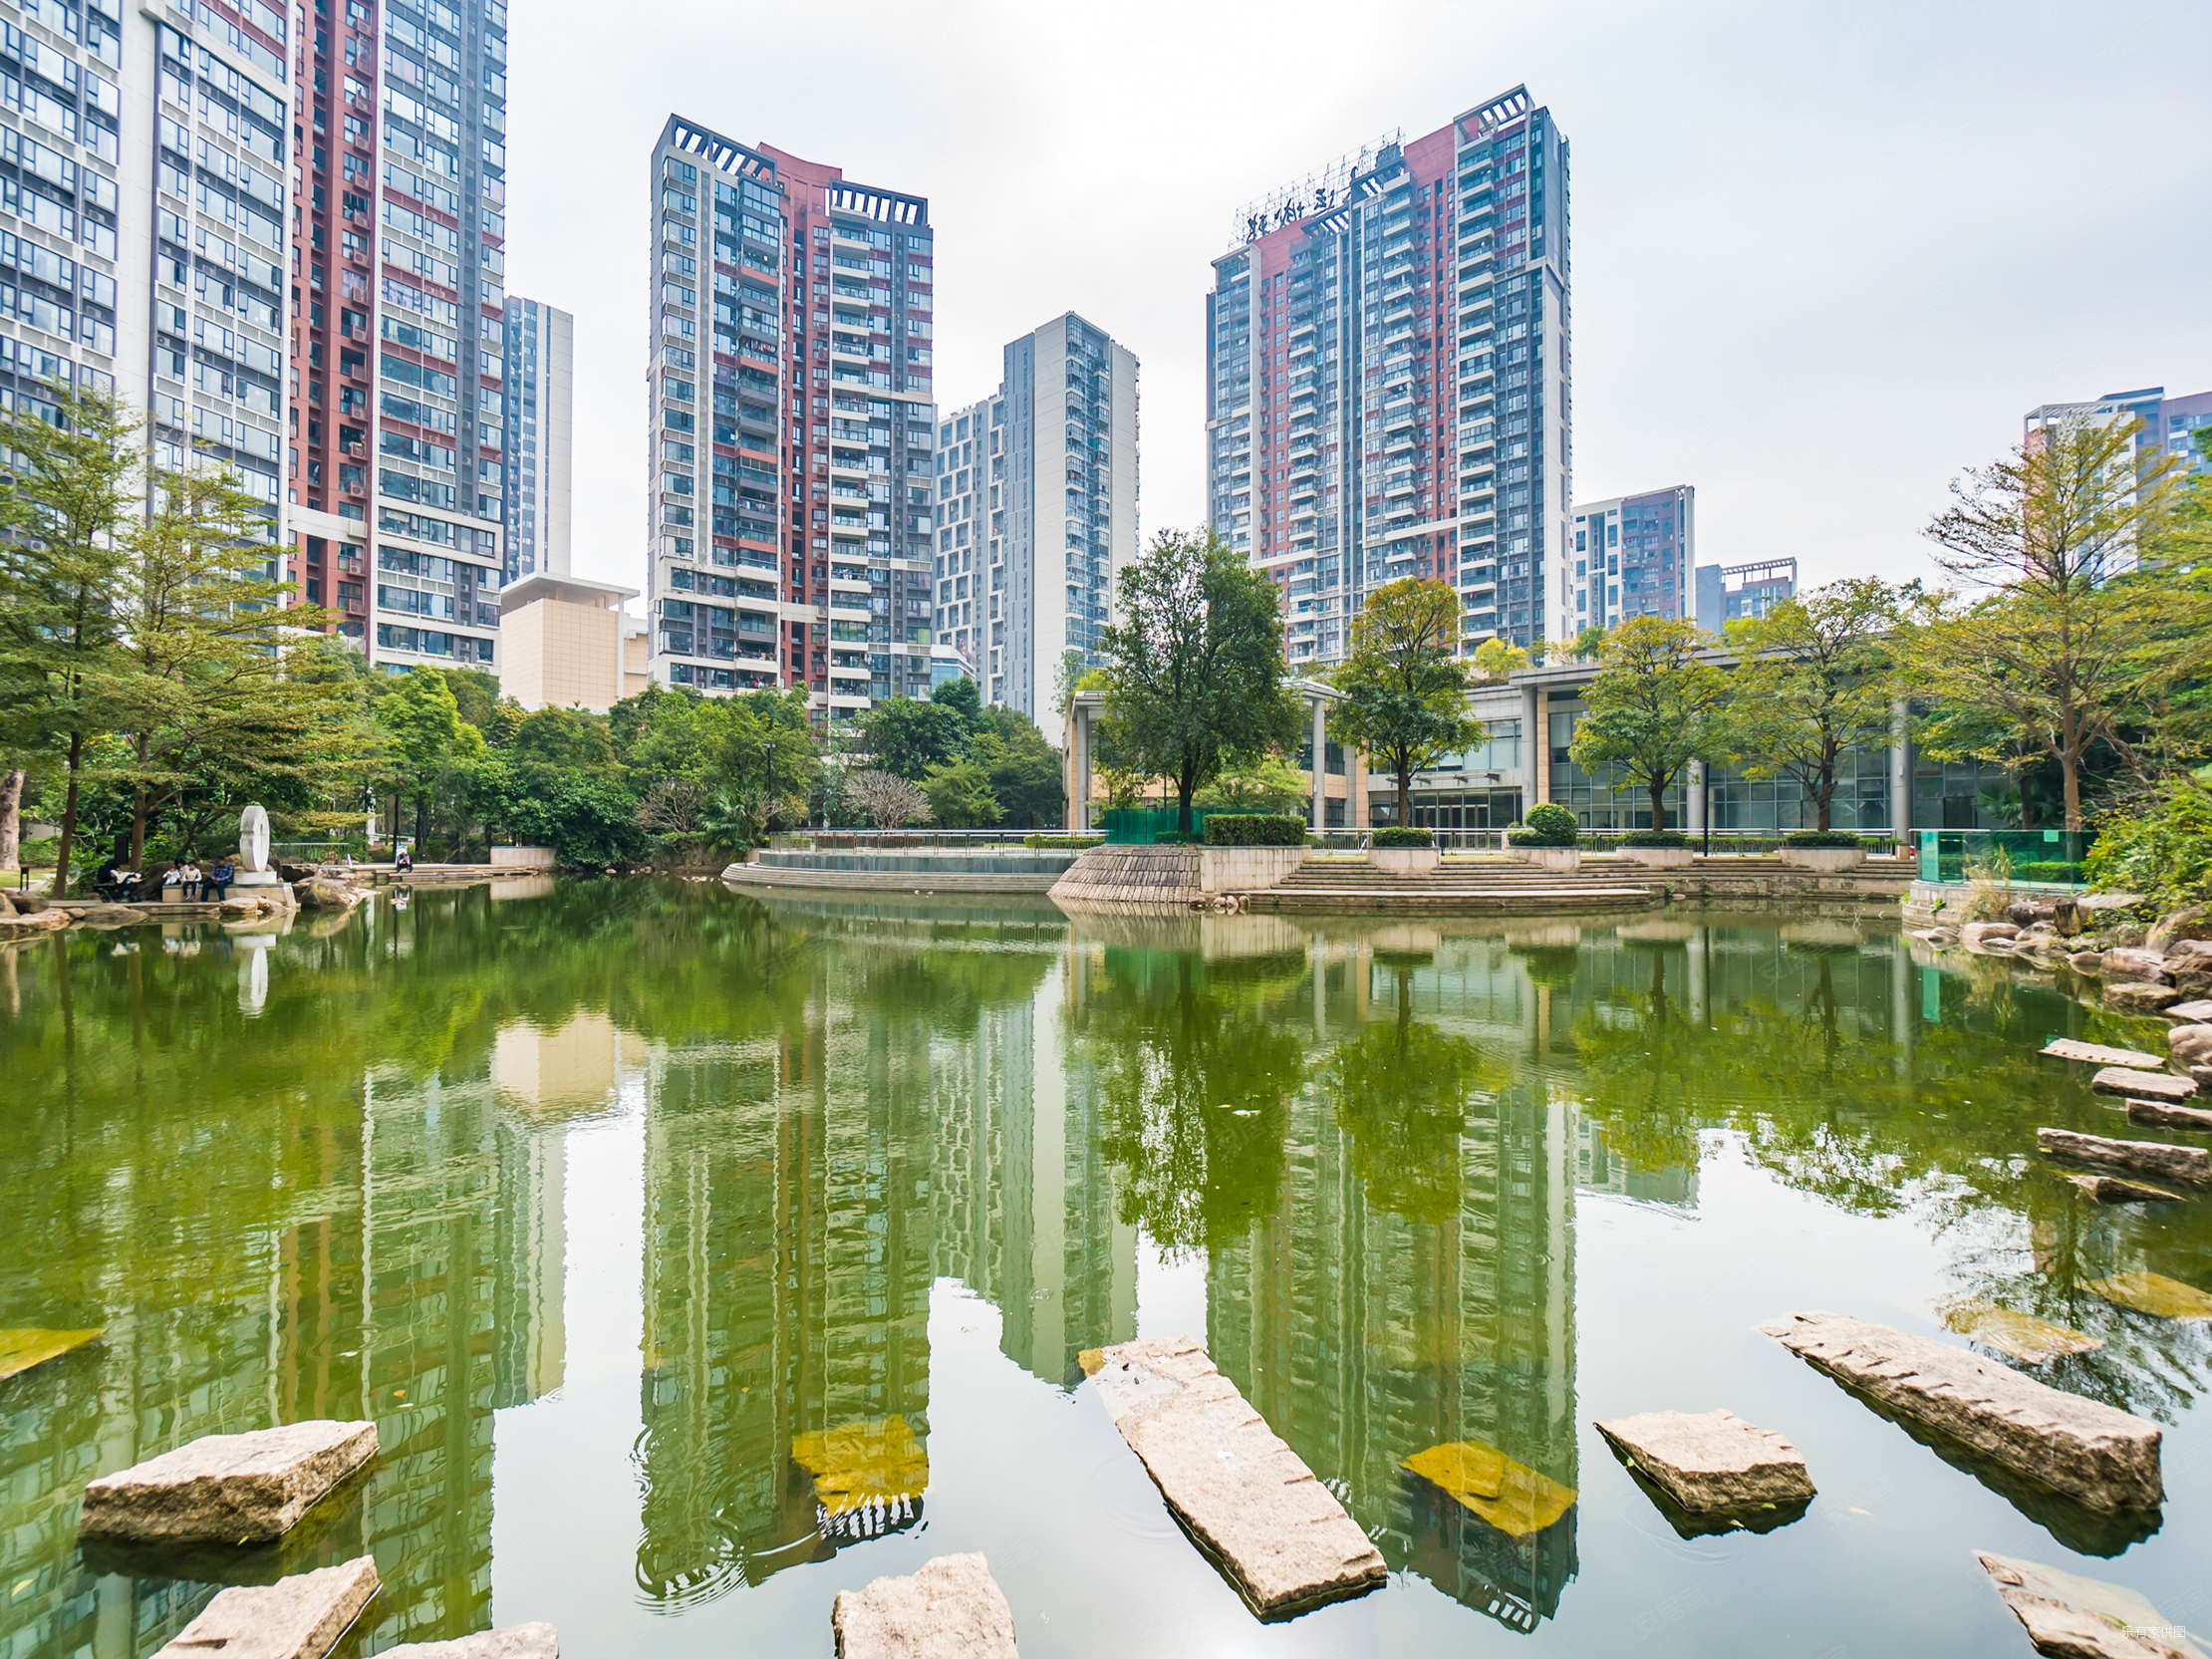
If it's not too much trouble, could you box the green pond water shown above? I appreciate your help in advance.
[3,879,2210,1657]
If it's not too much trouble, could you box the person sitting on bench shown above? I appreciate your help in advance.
[206,856,235,901]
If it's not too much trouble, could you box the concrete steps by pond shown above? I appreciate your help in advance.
[1239,857,1657,915]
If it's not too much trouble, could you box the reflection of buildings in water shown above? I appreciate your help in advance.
[491,1011,634,1119]
[633,1009,934,1605]
[1574,1117,1699,1210]
[933,975,1138,1388]
[1205,946,1579,1634]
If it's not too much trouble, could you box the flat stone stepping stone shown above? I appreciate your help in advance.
[1760,1312,2162,1513]
[2092,1067,2196,1103]
[1083,1336,1386,1616]
[382,1625,559,1658]
[2085,1272,2212,1321]
[1400,1439,1577,1539]
[2069,1174,2188,1204]
[2165,998,2212,1022]
[0,1327,103,1381]
[81,1420,378,1542]
[2125,1098,2212,1133]
[1592,1408,1813,1512]
[1942,1302,2103,1365]
[1975,1550,2207,1659]
[832,1553,1016,1658]
[2037,1128,2210,1191]
[2043,1038,2166,1069]
[153,1554,379,1659]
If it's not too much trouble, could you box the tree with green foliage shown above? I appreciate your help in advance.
[1564,624,1608,665]
[921,756,1000,827]
[374,665,485,846]
[860,679,974,780]
[1192,750,1311,816]
[1914,415,2205,829]
[509,704,617,772]
[1329,577,1478,827]
[1051,649,1087,723]
[1567,615,1730,831]
[0,392,139,890]
[1097,528,1300,835]
[966,705,1064,828]
[2084,763,2212,912]
[1472,634,1535,681]
[1725,579,1908,833]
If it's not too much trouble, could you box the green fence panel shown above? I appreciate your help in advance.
[1916,828,2090,887]
[1101,808,1213,845]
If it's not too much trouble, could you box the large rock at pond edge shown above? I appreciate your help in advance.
[153,1555,379,1659]
[2104,982,2183,1014]
[0,908,70,936]
[1961,922,2021,948]
[1975,1551,2207,1659]
[2036,1128,2211,1191]
[2103,947,2172,983]
[2147,906,2212,954]
[1592,1409,1814,1512]
[1760,1312,2162,1513]
[831,1554,1017,1659]
[2091,1067,2196,1104]
[80,1420,377,1542]
[2168,1024,2212,1086]
[1083,1336,1387,1615]
[75,904,141,928]
[380,1625,559,1659]
[293,878,362,911]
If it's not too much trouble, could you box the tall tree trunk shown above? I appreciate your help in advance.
[131,732,152,868]
[1814,781,1832,834]
[1651,778,1668,833]
[2062,754,2080,833]
[1396,764,1411,827]
[54,730,85,893]
[0,768,22,871]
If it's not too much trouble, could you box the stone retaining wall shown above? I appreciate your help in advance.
[1047,844,1307,910]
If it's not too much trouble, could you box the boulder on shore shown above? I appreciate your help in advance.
[1592,1408,1813,1513]
[2167,1024,2212,1086]
[293,878,364,912]
[80,1420,378,1543]
[2104,981,2183,1014]
[831,1555,1016,1659]
[2147,905,2212,954]
[0,908,70,936]
[152,1555,378,1659]
[1760,1312,2162,1513]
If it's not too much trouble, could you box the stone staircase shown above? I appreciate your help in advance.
[1239,857,1657,914]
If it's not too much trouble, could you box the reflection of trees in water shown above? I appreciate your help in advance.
[1566,927,2212,1426]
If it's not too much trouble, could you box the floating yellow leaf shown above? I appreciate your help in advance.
[1941,1302,2103,1364]
[2084,1272,2212,1321]
[0,1328,103,1382]
[1403,1439,1575,1538]
[790,1416,929,1516]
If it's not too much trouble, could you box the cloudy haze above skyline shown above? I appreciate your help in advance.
[506,0,2212,607]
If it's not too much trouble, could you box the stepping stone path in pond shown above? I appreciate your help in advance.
[2043,1038,2167,1069]
[2085,1273,2212,1321]
[1082,1336,1387,1617]
[2126,1098,2212,1134]
[0,1327,102,1382]
[2036,1128,2211,1192]
[2092,1067,2197,1104]
[1760,1312,2163,1514]
[152,1555,378,1659]
[831,1553,1017,1659]
[1942,1302,2102,1365]
[80,1420,378,1543]
[1592,1409,1814,1512]
[1975,1551,2207,1659]
[382,1625,560,1658]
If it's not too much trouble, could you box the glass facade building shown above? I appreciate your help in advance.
[500,292,569,582]
[645,116,936,712]
[1206,86,1570,667]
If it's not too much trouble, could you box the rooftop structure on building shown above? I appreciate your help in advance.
[937,313,1138,723]
[498,573,637,712]
[287,0,511,673]
[1571,486,1693,632]
[1695,557,1796,635]
[1206,87,1570,669]
[644,116,937,713]
[2026,386,2212,480]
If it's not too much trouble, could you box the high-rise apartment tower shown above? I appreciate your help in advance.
[1569,485,1692,632]
[936,313,1137,720]
[645,116,937,711]
[1206,87,1569,666]
[285,0,511,672]
[501,294,569,581]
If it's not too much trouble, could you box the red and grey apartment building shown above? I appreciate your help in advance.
[645,116,937,714]
[1206,87,1571,667]
[285,0,510,670]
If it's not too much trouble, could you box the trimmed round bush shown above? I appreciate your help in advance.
[1371,826,1435,848]
[1784,830,1862,849]
[1620,829,1691,848]
[1203,814,1308,847]
[1509,803,1579,847]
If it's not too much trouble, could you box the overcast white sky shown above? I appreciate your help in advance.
[504,0,2212,608]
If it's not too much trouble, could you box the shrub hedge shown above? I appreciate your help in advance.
[1203,814,1308,847]
[1023,835,1103,850]
[1620,829,1691,848]
[1371,826,1435,848]
[1783,830,1862,849]
[1509,803,1579,847]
